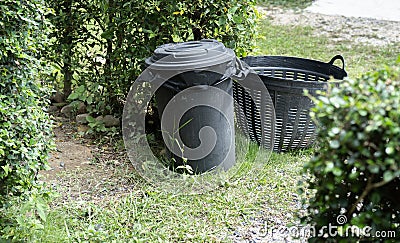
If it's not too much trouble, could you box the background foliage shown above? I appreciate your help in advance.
[302,63,400,242]
[0,0,54,240]
[47,0,258,116]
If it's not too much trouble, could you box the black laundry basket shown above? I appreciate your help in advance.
[233,55,347,152]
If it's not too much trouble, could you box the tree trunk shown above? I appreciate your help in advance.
[62,0,73,98]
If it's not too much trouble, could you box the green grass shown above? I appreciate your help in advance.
[25,11,400,243]
[34,147,311,242]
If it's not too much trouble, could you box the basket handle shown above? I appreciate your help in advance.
[328,55,345,70]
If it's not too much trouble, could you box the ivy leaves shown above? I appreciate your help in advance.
[1,0,53,240]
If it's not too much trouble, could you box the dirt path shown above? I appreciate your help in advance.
[40,116,137,203]
[306,0,400,22]
[260,6,400,46]
[42,118,94,177]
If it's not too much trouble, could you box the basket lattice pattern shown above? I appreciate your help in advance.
[234,56,347,152]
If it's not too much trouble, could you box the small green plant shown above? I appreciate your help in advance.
[83,115,120,143]
[86,115,107,133]
[0,188,53,241]
[302,62,400,242]
[159,119,193,174]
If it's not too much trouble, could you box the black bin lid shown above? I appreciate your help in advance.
[145,39,235,70]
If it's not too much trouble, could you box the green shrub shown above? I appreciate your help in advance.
[302,63,400,242]
[0,0,53,239]
[47,0,259,116]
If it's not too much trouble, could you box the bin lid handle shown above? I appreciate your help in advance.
[230,57,251,80]
[328,55,345,70]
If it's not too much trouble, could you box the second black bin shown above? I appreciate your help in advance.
[234,55,347,152]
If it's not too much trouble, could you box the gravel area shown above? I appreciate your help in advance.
[260,6,400,46]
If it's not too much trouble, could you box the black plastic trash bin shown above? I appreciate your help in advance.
[145,39,238,174]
